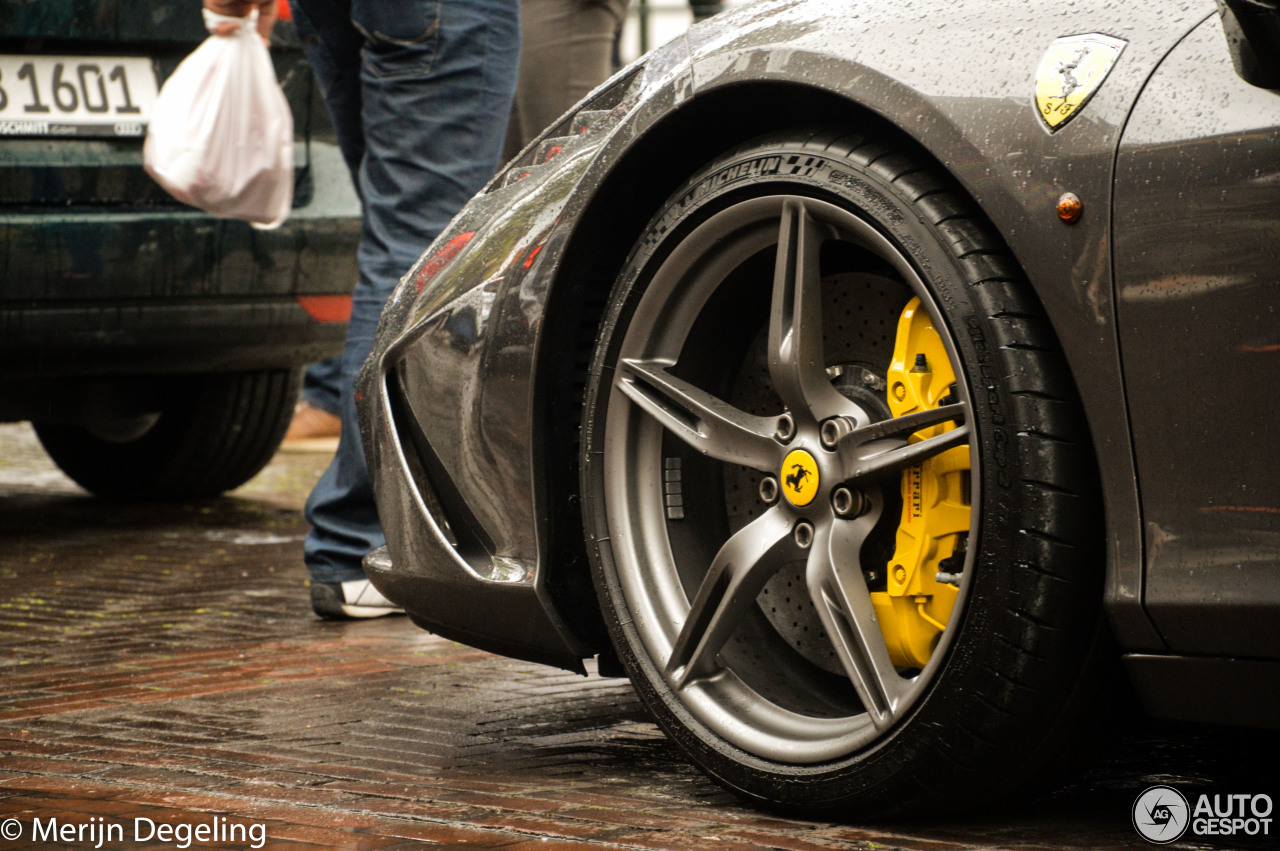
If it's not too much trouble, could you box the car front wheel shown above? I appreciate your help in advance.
[580,129,1106,814]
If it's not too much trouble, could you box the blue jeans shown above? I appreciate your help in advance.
[300,356,341,416]
[291,0,519,583]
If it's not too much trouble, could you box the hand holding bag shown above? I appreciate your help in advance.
[144,9,293,230]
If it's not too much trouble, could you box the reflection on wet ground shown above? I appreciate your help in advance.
[0,422,1273,849]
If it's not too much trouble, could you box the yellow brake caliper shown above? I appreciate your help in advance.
[872,297,971,669]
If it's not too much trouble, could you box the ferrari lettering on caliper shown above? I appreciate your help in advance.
[873,297,972,669]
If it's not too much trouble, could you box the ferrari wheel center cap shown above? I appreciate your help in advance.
[781,449,819,507]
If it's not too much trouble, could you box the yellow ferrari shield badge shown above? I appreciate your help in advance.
[1034,33,1126,130]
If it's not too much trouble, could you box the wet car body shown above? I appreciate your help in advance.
[359,0,1280,811]
[1,1,360,496]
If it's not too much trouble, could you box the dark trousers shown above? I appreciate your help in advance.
[291,0,520,582]
[502,0,628,161]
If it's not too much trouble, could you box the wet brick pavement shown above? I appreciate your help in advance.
[0,422,1274,850]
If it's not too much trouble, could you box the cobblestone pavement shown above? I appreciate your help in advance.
[0,422,1272,850]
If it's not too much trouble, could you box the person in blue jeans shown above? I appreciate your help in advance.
[207,0,520,617]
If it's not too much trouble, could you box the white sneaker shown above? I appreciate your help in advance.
[311,578,404,619]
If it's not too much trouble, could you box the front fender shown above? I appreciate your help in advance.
[360,0,1212,668]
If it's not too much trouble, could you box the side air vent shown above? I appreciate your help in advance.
[386,365,495,567]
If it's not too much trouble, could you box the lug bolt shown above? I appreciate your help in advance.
[759,476,779,505]
[831,486,864,518]
[794,521,814,549]
[820,416,855,450]
[775,412,795,442]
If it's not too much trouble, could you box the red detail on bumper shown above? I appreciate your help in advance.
[295,295,353,323]
[414,231,476,293]
[523,244,543,269]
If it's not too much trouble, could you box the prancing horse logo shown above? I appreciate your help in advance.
[1033,33,1127,131]
[785,464,811,493]
[781,448,818,506]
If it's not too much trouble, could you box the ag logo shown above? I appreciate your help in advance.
[781,449,818,507]
[1133,785,1190,844]
[1034,33,1126,130]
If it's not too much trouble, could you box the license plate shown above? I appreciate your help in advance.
[0,55,158,138]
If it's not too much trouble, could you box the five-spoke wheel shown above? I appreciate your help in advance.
[582,130,1103,814]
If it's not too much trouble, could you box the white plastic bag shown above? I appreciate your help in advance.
[144,9,293,230]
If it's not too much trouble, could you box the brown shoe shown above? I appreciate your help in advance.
[280,402,341,453]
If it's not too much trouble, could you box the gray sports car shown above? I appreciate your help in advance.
[356,0,1280,814]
